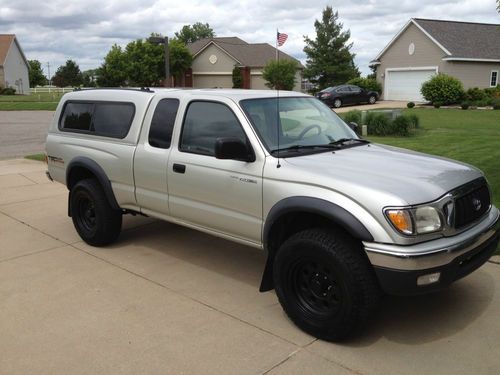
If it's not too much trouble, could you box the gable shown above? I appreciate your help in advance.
[191,43,239,72]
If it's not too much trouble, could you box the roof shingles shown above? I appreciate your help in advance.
[0,34,15,66]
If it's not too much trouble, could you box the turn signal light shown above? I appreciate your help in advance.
[386,209,413,235]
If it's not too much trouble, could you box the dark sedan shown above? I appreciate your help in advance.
[316,85,379,108]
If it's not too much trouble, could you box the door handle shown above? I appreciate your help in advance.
[173,163,186,174]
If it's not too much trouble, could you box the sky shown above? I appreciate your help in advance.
[1,0,499,77]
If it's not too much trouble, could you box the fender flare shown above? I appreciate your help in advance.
[260,196,373,292]
[66,156,120,212]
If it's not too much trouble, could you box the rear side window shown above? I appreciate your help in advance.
[59,101,135,138]
[148,99,180,149]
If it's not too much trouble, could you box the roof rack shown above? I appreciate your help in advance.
[71,87,155,93]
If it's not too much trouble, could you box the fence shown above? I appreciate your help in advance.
[32,87,75,94]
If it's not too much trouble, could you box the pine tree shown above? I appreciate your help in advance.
[303,6,360,89]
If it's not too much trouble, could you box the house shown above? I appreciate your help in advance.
[184,37,302,91]
[370,19,500,101]
[0,34,30,94]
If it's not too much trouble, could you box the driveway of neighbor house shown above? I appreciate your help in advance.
[334,100,409,113]
[1,158,499,374]
[0,111,54,159]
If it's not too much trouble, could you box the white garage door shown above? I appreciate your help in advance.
[385,69,436,101]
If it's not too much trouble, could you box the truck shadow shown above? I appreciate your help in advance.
[111,219,495,344]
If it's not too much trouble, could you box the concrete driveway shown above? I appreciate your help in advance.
[1,158,499,374]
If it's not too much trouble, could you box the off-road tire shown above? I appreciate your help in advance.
[273,228,380,341]
[70,178,122,246]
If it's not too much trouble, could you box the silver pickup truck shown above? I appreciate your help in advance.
[46,88,499,341]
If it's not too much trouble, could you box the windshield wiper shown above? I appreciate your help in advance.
[271,144,340,154]
[328,138,370,146]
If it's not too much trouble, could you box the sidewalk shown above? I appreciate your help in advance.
[1,158,499,374]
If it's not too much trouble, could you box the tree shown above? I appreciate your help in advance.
[175,22,215,44]
[52,60,82,87]
[232,66,243,88]
[82,69,99,87]
[28,60,47,87]
[124,39,165,86]
[97,45,128,87]
[303,6,360,89]
[169,38,193,86]
[262,59,297,90]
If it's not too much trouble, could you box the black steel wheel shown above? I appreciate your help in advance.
[71,179,122,246]
[273,228,380,341]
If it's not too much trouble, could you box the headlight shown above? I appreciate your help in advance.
[385,206,442,235]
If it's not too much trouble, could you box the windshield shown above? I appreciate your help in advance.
[240,97,358,155]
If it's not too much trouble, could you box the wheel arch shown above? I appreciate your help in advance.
[260,196,373,292]
[66,157,120,215]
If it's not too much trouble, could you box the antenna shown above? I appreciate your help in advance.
[276,29,281,169]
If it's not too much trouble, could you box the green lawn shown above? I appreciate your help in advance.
[0,91,65,110]
[0,91,66,102]
[349,107,499,255]
[0,102,59,110]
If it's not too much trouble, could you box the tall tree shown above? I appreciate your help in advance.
[262,60,297,90]
[175,22,215,44]
[28,60,47,87]
[303,6,360,89]
[124,39,165,86]
[52,60,82,87]
[97,45,128,87]
[169,38,193,86]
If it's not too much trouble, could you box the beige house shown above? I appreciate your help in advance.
[0,34,30,94]
[370,19,500,101]
[185,37,302,91]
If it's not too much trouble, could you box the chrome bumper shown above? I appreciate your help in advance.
[364,207,500,271]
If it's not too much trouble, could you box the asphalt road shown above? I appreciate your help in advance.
[0,111,54,159]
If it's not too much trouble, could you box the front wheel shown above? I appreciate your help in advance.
[70,179,122,246]
[368,95,377,104]
[273,228,380,341]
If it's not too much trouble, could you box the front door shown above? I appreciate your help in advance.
[167,100,264,244]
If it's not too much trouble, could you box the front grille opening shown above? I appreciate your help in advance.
[454,184,490,228]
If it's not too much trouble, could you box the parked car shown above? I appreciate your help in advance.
[46,88,499,342]
[316,84,378,108]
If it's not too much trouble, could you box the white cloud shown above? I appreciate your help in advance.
[0,0,498,76]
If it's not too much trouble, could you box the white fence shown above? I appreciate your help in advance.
[32,87,75,94]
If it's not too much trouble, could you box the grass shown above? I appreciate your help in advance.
[25,153,46,162]
[0,91,64,110]
[343,107,500,255]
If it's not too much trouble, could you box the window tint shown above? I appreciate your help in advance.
[180,101,247,156]
[59,101,135,138]
[92,103,135,138]
[61,102,93,131]
[149,99,179,149]
[349,85,361,93]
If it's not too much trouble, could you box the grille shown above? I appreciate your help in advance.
[454,184,490,228]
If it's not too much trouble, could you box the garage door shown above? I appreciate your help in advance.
[193,74,232,89]
[385,69,436,101]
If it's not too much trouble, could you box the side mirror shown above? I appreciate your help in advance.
[215,137,255,162]
[348,122,359,131]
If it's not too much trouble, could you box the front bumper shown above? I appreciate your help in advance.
[364,207,500,295]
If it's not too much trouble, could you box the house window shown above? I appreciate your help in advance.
[491,71,498,87]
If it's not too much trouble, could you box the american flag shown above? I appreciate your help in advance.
[277,32,288,47]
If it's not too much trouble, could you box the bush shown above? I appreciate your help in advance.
[461,102,470,110]
[406,113,420,128]
[347,77,382,94]
[493,98,500,110]
[407,101,415,108]
[232,66,243,88]
[466,87,489,102]
[0,87,16,95]
[433,102,442,108]
[421,73,464,105]
[391,116,412,136]
[343,109,362,125]
[365,112,391,136]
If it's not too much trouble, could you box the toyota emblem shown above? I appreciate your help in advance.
[472,197,482,212]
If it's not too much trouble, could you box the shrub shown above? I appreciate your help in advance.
[391,116,411,136]
[421,73,464,105]
[347,77,382,94]
[433,102,442,108]
[461,102,470,110]
[406,113,420,128]
[232,66,243,88]
[365,112,391,136]
[0,87,16,95]
[466,87,489,102]
[407,101,415,108]
[343,109,362,125]
[493,98,500,110]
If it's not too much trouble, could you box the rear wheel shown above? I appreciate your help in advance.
[368,95,377,104]
[71,179,122,246]
[333,98,342,108]
[273,228,380,341]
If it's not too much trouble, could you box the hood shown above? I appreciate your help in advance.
[283,143,483,206]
